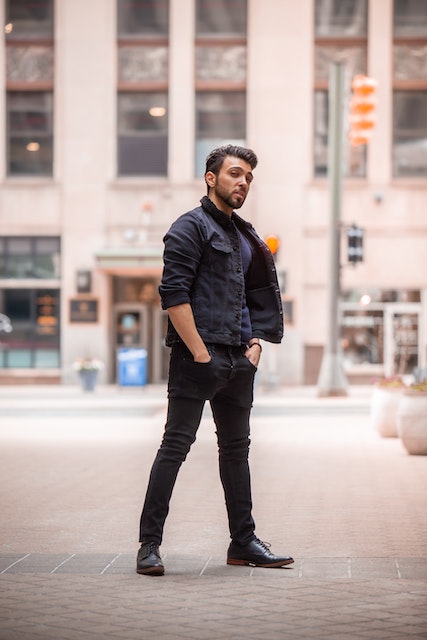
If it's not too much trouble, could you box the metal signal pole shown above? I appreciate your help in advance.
[317,61,348,397]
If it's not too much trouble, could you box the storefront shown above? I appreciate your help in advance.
[111,276,169,384]
[0,237,61,382]
[340,289,422,382]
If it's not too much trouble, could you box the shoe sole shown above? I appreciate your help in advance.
[227,558,294,568]
[136,566,165,576]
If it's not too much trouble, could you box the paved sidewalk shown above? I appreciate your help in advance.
[0,384,426,639]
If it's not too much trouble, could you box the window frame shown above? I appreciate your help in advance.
[116,0,169,40]
[194,1,248,177]
[116,2,169,177]
[313,37,368,91]
[313,22,368,179]
[195,0,247,38]
[0,287,61,369]
[194,36,247,92]
[5,1,54,177]
[392,4,427,178]
[0,236,60,279]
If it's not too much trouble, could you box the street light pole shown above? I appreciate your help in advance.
[317,61,348,397]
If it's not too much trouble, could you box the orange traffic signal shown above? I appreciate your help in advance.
[349,74,378,146]
[265,235,280,256]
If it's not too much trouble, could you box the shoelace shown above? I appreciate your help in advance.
[142,542,160,557]
[254,538,272,552]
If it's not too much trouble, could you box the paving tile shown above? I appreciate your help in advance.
[99,552,135,574]
[0,553,30,573]
[2,553,76,574]
[201,560,253,577]
[350,557,400,579]
[299,557,351,578]
[49,553,120,574]
[397,558,427,579]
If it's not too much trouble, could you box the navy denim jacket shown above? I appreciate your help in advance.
[159,196,284,347]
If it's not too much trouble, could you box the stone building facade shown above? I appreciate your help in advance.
[0,0,426,386]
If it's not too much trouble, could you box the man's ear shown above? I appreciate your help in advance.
[205,171,216,189]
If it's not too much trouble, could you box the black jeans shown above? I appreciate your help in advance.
[139,343,257,546]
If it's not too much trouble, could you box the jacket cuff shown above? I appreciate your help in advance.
[160,291,191,310]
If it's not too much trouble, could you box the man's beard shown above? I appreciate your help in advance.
[214,184,246,210]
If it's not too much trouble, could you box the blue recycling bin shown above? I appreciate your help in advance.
[117,347,148,386]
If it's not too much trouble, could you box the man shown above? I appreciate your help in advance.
[137,144,293,576]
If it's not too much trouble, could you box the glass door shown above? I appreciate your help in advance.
[115,305,149,348]
[384,303,422,376]
[114,304,150,380]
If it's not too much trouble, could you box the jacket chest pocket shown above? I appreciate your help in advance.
[210,240,233,271]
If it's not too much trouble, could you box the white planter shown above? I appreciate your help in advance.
[397,391,427,455]
[370,387,403,438]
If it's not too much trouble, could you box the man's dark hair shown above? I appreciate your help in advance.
[205,144,258,185]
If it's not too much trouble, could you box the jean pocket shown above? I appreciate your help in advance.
[178,357,217,399]
[245,357,258,371]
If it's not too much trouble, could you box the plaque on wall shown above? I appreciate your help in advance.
[69,299,98,323]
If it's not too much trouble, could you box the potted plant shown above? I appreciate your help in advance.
[370,375,406,438]
[72,358,104,392]
[397,381,427,455]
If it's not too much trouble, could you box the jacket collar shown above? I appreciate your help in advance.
[200,196,252,230]
[200,196,231,228]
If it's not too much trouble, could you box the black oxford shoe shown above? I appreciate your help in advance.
[227,538,294,568]
[136,542,164,576]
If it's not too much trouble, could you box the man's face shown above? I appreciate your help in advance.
[206,156,254,214]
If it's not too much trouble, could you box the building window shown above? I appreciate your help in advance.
[5,0,54,176]
[4,0,53,38]
[314,0,367,178]
[0,289,60,369]
[393,0,427,177]
[117,0,169,176]
[0,236,60,279]
[118,92,168,176]
[7,92,53,176]
[195,91,246,177]
[195,0,247,177]
[117,0,169,37]
[0,236,60,369]
[196,0,247,35]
